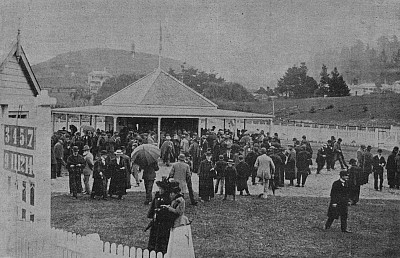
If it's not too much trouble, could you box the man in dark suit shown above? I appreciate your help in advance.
[325,170,352,233]
[372,149,386,191]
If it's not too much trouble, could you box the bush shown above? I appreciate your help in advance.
[309,106,316,113]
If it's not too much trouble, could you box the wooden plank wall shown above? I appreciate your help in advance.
[0,55,35,97]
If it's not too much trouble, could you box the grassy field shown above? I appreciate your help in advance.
[216,93,400,127]
[51,192,400,258]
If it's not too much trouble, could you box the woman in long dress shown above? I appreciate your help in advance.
[164,182,195,258]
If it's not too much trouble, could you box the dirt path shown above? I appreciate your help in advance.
[51,161,400,201]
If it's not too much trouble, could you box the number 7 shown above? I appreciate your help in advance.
[27,129,34,148]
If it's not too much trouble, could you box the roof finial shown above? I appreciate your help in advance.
[158,20,162,70]
[16,29,21,60]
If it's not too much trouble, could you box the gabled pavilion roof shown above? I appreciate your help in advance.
[0,40,41,97]
[102,68,218,109]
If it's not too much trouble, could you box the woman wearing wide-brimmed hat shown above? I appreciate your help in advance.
[146,178,176,254]
[164,182,195,258]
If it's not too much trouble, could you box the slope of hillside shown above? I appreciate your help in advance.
[31,48,183,89]
[216,93,400,127]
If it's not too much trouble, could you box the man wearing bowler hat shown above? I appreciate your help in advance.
[325,170,352,233]
[169,153,197,205]
[66,146,85,198]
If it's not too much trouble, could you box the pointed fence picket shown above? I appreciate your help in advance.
[12,221,165,258]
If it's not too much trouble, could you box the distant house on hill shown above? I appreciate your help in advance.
[349,82,400,96]
[88,69,112,94]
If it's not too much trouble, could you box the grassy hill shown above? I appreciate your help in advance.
[32,48,183,90]
[216,93,400,127]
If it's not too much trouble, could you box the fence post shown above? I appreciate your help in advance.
[375,128,379,148]
[86,233,102,258]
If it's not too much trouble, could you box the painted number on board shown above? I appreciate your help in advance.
[4,125,35,150]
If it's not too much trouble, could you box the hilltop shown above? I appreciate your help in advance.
[31,48,183,90]
[217,93,400,127]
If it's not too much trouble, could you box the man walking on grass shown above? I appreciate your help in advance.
[325,170,352,233]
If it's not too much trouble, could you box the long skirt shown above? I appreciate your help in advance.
[109,174,127,196]
[198,176,214,200]
[165,225,195,258]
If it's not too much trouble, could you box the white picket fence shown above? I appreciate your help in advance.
[12,221,164,258]
[270,121,400,150]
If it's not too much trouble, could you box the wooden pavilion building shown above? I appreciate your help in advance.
[51,68,273,143]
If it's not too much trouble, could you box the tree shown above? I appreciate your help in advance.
[276,63,318,98]
[328,67,350,97]
[315,64,330,96]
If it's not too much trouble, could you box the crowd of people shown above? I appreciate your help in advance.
[50,125,400,252]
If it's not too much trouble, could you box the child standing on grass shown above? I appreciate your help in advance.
[223,159,237,201]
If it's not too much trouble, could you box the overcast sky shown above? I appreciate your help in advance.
[1,0,399,88]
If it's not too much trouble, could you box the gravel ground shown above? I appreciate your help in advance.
[52,144,400,201]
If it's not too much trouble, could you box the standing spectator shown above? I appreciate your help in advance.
[161,136,174,166]
[361,146,374,184]
[180,135,190,156]
[316,144,327,174]
[169,154,197,205]
[108,149,129,199]
[198,151,215,202]
[130,143,142,187]
[326,140,334,171]
[254,147,275,198]
[347,159,363,205]
[82,145,94,195]
[236,155,251,196]
[66,146,85,199]
[223,145,234,162]
[387,147,399,189]
[214,155,227,195]
[146,178,175,254]
[325,170,352,233]
[269,147,283,188]
[245,147,259,185]
[223,159,237,201]
[372,149,386,191]
[91,150,109,200]
[301,135,313,155]
[142,161,159,205]
[333,138,348,170]
[188,138,201,174]
[164,182,195,258]
[296,146,311,187]
[271,133,281,147]
[54,139,64,177]
[285,145,296,186]
[395,152,400,189]
[200,135,209,156]
[356,144,366,167]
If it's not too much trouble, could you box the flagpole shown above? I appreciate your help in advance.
[158,21,162,69]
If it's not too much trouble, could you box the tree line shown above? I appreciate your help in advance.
[314,35,400,85]
[275,62,350,98]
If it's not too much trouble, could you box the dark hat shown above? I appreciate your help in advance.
[367,145,372,150]
[100,150,108,156]
[377,149,382,153]
[178,153,186,161]
[156,177,170,190]
[302,135,306,139]
[72,146,79,152]
[349,159,357,165]
[206,150,212,156]
[340,170,349,177]
[169,181,181,193]
[83,145,90,151]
